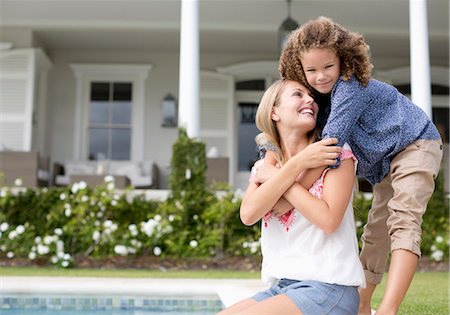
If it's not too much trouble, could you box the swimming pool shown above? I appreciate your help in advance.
[0,294,222,314]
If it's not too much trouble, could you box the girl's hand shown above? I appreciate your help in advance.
[295,138,341,169]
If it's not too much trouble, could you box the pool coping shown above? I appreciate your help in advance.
[0,276,267,308]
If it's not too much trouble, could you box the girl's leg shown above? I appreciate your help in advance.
[375,140,442,314]
[218,294,302,315]
[358,179,392,315]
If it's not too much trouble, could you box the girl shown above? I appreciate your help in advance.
[277,16,443,315]
[217,79,364,315]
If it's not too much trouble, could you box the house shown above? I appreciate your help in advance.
[0,0,448,191]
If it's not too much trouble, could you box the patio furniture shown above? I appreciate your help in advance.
[53,159,159,189]
[0,150,49,187]
[70,174,131,189]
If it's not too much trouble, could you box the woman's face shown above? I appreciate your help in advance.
[271,80,318,132]
[300,48,340,94]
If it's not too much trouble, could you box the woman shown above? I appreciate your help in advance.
[217,79,364,315]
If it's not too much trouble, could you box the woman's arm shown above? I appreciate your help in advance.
[240,138,341,226]
[281,158,355,234]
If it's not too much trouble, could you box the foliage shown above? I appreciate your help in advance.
[0,132,447,267]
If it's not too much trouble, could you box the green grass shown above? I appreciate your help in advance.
[1,267,448,314]
[0,266,260,279]
[372,272,449,315]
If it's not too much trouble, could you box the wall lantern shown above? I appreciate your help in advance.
[278,0,299,53]
[161,93,178,127]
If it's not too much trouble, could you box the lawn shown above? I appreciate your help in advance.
[0,267,448,314]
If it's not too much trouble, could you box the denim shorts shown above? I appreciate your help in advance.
[252,279,359,315]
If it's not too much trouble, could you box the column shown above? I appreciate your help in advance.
[178,0,200,138]
[409,0,432,118]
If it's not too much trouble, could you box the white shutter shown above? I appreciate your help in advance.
[200,71,233,157]
[0,50,34,151]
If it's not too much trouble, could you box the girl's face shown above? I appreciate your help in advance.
[271,80,318,131]
[300,48,340,94]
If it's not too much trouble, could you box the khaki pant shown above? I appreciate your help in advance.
[360,139,443,284]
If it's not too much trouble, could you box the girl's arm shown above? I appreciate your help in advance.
[323,78,370,147]
[281,158,355,234]
[240,138,340,226]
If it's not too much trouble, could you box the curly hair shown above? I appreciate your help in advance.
[278,16,373,88]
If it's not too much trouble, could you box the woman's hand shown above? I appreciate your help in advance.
[294,138,341,169]
[254,160,280,184]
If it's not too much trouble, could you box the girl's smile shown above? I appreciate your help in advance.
[300,48,340,94]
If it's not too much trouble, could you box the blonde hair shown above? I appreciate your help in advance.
[279,16,373,89]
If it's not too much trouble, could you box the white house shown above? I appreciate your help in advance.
[0,0,448,190]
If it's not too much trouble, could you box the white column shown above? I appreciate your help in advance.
[409,0,432,118]
[178,0,200,138]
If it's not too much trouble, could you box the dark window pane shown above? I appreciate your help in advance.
[395,84,449,96]
[89,128,109,160]
[111,128,131,160]
[433,107,449,143]
[111,101,132,124]
[113,83,132,101]
[89,101,109,124]
[91,82,110,101]
[236,80,265,91]
[237,102,260,171]
[239,103,258,124]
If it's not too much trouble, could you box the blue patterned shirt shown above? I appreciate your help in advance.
[323,76,441,184]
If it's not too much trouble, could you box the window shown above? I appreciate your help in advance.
[237,102,260,171]
[71,64,152,161]
[88,82,132,160]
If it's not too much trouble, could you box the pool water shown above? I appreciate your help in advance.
[0,311,216,315]
[0,294,223,315]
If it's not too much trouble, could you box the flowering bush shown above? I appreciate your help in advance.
[0,131,447,267]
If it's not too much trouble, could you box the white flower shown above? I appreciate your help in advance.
[64,208,71,217]
[60,193,66,200]
[71,183,80,194]
[63,253,71,260]
[189,240,198,248]
[0,222,9,232]
[81,195,89,203]
[92,230,101,242]
[175,201,182,210]
[154,215,162,222]
[28,252,37,260]
[435,235,444,243]
[153,246,162,256]
[0,189,7,198]
[107,182,115,191]
[114,245,128,256]
[185,169,191,180]
[34,236,42,244]
[14,178,23,187]
[61,260,70,268]
[104,175,114,183]
[51,256,58,264]
[57,251,65,259]
[8,230,18,240]
[168,215,175,222]
[103,220,113,228]
[111,200,118,206]
[18,226,29,238]
[54,228,63,236]
[193,215,198,221]
[37,244,50,255]
[78,181,87,190]
[43,235,54,245]
[431,250,444,261]
[128,247,137,254]
[6,251,14,258]
[355,220,363,228]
